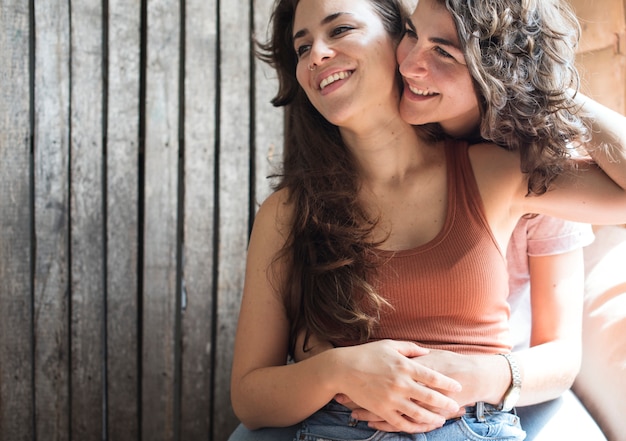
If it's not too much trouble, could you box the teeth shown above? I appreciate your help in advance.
[409,85,436,96]
[320,71,352,90]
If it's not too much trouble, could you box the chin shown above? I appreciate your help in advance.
[399,104,429,126]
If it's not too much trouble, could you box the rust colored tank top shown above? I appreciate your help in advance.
[370,139,511,355]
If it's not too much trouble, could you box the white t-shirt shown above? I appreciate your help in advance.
[506,215,595,351]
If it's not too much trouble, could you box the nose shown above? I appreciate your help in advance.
[309,39,335,68]
[398,42,428,79]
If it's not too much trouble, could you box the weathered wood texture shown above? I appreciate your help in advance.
[573,0,626,113]
[0,1,33,440]
[0,0,280,440]
[0,0,621,440]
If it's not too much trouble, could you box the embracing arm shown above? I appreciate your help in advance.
[352,243,585,431]
[230,191,337,428]
[399,246,584,408]
[230,191,461,431]
[515,247,583,404]
[575,91,626,191]
[521,93,626,224]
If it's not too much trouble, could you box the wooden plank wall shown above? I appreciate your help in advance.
[573,0,626,113]
[0,0,283,440]
[0,1,623,441]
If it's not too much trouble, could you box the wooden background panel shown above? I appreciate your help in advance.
[572,0,626,115]
[577,46,626,114]
[69,1,105,439]
[0,1,33,440]
[214,0,252,438]
[180,0,217,441]
[180,0,217,439]
[142,0,181,439]
[106,0,141,439]
[253,0,285,210]
[32,1,72,440]
[571,0,626,53]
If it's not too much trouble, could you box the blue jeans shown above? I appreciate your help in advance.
[294,400,525,440]
[228,394,606,441]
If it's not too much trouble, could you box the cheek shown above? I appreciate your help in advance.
[396,39,410,65]
[375,41,402,80]
[295,62,307,88]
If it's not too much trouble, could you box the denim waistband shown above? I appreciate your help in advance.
[463,402,513,422]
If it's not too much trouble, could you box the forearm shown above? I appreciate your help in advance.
[231,350,339,429]
[241,339,463,433]
[414,340,580,408]
[575,92,626,190]
[514,338,581,406]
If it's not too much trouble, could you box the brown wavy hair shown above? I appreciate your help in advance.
[256,0,409,355]
[442,0,590,195]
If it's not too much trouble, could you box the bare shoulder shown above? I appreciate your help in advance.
[468,142,521,170]
[466,142,529,237]
[467,142,526,193]
[254,188,293,237]
[249,188,294,263]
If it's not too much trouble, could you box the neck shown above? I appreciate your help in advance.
[340,116,435,186]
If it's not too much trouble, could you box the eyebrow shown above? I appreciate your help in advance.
[293,12,350,41]
[405,17,461,50]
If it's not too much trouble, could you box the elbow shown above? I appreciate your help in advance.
[231,409,266,432]
[230,388,262,431]
[230,382,273,431]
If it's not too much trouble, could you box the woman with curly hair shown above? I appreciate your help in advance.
[229,0,626,439]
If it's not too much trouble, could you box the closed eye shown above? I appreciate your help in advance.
[434,46,454,59]
[331,25,354,37]
[296,44,311,58]
[403,22,417,39]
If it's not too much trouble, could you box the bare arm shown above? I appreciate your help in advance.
[425,248,584,407]
[230,191,461,431]
[352,248,584,431]
[516,248,583,403]
[575,91,626,191]
[522,94,626,225]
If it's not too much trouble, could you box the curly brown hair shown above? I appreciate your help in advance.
[442,0,590,195]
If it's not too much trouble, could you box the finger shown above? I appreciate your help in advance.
[411,399,466,420]
[411,363,462,394]
[334,393,356,408]
[377,403,447,433]
[349,409,384,423]
[389,340,431,358]
[407,382,460,414]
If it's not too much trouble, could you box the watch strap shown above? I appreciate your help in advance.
[498,353,522,411]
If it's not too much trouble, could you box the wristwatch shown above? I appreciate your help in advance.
[497,353,522,412]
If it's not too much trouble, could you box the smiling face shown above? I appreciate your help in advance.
[292,0,401,130]
[396,0,480,137]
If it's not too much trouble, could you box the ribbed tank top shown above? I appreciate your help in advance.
[369,139,511,355]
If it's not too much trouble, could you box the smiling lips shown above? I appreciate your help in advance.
[408,84,438,96]
[320,71,353,90]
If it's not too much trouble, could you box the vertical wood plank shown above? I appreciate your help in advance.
[577,46,626,114]
[33,0,72,439]
[69,1,105,439]
[214,0,251,438]
[180,0,217,438]
[106,0,141,439]
[142,0,181,439]
[572,0,626,115]
[573,0,625,53]
[0,2,34,440]
[253,0,284,209]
